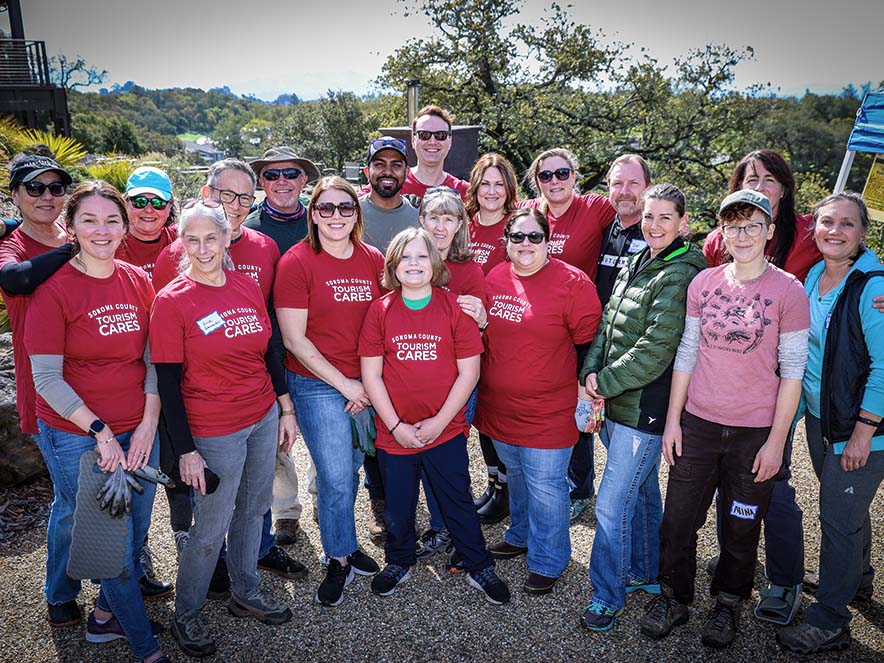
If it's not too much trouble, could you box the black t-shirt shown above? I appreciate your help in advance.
[594,216,647,306]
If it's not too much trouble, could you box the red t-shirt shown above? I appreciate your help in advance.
[358,289,484,455]
[519,194,616,280]
[469,214,508,275]
[444,259,486,301]
[475,259,602,449]
[149,271,276,437]
[274,241,385,379]
[152,227,280,303]
[0,228,64,434]
[702,213,820,283]
[26,262,154,434]
[115,226,178,279]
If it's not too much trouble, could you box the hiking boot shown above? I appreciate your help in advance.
[474,475,496,508]
[523,572,557,595]
[701,592,741,649]
[258,545,309,580]
[172,610,216,658]
[139,543,156,579]
[371,564,413,596]
[579,600,624,631]
[228,589,292,625]
[488,540,528,560]
[477,482,509,524]
[139,575,174,600]
[415,528,453,560]
[85,610,163,643]
[468,566,511,605]
[626,579,661,595]
[640,592,690,639]
[173,530,189,561]
[368,499,387,545]
[207,557,231,600]
[47,600,81,628]
[274,518,300,546]
[569,497,591,525]
[777,622,851,654]
[316,559,355,607]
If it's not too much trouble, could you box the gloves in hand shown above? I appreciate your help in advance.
[350,407,377,457]
[96,465,143,518]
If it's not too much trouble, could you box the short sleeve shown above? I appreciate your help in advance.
[685,273,704,318]
[149,294,186,364]
[273,249,311,309]
[566,273,602,345]
[453,306,483,358]
[779,278,811,334]
[586,193,616,230]
[702,230,726,268]
[357,299,385,358]
[464,263,486,301]
[24,285,66,355]
[152,244,178,292]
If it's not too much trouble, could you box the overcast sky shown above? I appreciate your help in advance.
[11,0,883,100]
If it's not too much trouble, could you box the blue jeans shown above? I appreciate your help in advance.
[36,422,160,660]
[492,439,571,577]
[290,371,363,558]
[589,421,662,610]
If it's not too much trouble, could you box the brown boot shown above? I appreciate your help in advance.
[369,499,387,545]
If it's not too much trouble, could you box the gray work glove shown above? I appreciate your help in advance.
[132,465,171,486]
[350,407,377,457]
[96,466,143,518]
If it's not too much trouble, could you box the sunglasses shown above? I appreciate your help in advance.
[261,168,302,181]
[537,168,573,183]
[313,201,358,218]
[370,137,407,152]
[414,130,450,141]
[507,231,546,244]
[209,186,256,208]
[425,186,460,197]
[23,181,67,198]
[129,195,169,210]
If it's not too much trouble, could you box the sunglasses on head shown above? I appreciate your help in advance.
[313,201,358,218]
[262,167,302,181]
[414,130,450,141]
[370,137,407,152]
[507,231,546,244]
[22,181,67,198]
[537,167,573,183]
[129,195,169,210]
[425,186,460,197]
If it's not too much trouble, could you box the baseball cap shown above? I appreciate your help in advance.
[367,136,408,162]
[9,155,73,189]
[126,166,173,201]
[719,189,773,220]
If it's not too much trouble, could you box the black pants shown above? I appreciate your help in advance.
[659,411,775,603]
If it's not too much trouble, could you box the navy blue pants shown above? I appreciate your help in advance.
[378,433,492,572]
[567,431,596,500]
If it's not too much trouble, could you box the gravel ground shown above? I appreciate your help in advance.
[1,423,883,663]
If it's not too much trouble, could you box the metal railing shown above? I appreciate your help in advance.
[0,39,51,86]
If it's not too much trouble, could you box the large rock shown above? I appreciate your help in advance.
[0,332,47,487]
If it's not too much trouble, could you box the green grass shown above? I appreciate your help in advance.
[176,132,202,143]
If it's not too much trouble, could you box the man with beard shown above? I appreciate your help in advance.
[359,136,419,251]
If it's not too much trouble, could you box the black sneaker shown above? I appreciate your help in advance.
[258,545,309,580]
[172,610,216,658]
[138,575,174,600]
[415,528,453,560]
[701,593,741,649]
[316,558,355,606]
[207,556,231,600]
[321,550,380,576]
[371,564,413,596]
[85,610,163,643]
[468,566,511,605]
[47,600,81,628]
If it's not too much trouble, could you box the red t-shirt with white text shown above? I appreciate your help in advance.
[274,241,385,379]
[150,271,275,437]
[358,289,484,454]
[469,215,508,275]
[115,226,178,278]
[475,259,602,448]
[26,261,154,434]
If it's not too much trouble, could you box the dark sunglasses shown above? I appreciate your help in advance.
[262,168,302,181]
[129,195,169,210]
[414,130,450,141]
[537,167,573,183]
[507,231,546,244]
[23,181,67,198]
[313,201,358,218]
[370,137,407,152]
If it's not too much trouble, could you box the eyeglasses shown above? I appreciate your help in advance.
[507,231,546,244]
[22,181,67,198]
[722,222,766,238]
[414,130,450,141]
[129,195,169,210]
[313,201,358,218]
[261,168,302,181]
[209,186,256,208]
[537,168,573,184]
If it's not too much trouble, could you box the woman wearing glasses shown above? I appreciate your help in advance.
[520,148,616,281]
[476,208,602,595]
[275,176,384,607]
[117,167,178,279]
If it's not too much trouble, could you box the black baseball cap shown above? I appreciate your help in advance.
[9,155,73,189]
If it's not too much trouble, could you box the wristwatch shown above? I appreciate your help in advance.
[88,419,106,438]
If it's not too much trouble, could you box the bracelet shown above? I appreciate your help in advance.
[389,418,403,434]
[279,410,295,418]
[857,415,881,427]
[98,436,116,446]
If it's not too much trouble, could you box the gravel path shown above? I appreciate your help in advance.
[1,423,882,663]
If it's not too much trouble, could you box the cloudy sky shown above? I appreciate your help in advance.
[12,0,883,100]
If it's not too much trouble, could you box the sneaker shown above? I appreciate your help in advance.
[207,556,231,600]
[368,499,386,545]
[626,579,661,595]
[488,540,528,560]
[468,566,511,605]
[173,530,189,561]
[579,600,624,632]
[316,559,355,606]
[447,549,465,574]
[228,589,292,625]
[274,518,300,546]
[139,543,156,578]
[778,622,851,654]
[640,593,690,639]
[371,564,413,596]
[172,610,216,658]
[415,528,453,560]
[701,593,741,649]
[47,600,82,628]
[85,611,163,643]
[258,545,309,580]
[569,497,591,525]
[320,549,380,576]
[139,575,174,599]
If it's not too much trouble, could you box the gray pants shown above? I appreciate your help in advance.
[175,406,277,616]
[805,413,884,629]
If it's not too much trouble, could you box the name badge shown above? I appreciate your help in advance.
[196,311,226,335]
[628,238,647,254]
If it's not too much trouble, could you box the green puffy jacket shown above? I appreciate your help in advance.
[580,238,707,434]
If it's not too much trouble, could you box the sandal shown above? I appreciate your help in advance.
[755,582,801,625]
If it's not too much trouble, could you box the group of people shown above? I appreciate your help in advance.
[1,104,882,661]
